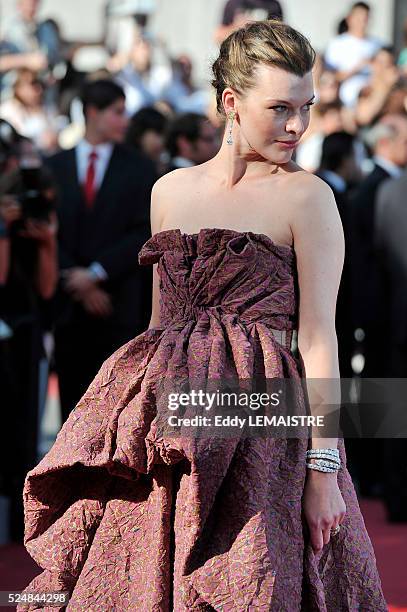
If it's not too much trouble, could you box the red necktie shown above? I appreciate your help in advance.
[84,150,98,209]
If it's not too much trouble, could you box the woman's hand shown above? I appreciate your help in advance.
[302,470,346,553]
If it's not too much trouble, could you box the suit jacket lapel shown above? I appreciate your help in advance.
[92,145,120,211]
[374,164,391,182]
[68,147,84,206]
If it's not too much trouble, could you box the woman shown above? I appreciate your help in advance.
[0,69,59,153]
[19,21,386,611]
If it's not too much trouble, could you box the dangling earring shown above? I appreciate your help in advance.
[226,110,235,145]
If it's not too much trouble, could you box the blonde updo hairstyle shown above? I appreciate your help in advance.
[212,19,316,116]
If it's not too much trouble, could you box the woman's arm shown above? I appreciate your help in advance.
[355,69,399,126]
[147,178,167,330]
[148,264,161,329]
[292,176,344,446]
[0,51,47,73]
[334,57,371,83]
[291,174,346,552]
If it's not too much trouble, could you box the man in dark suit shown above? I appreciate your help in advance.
[374,170,407,521]
[352,114,407,371]
[316,131,372,496]
[349,113,407,496]
[47,80,156,421]
[316,131,362,378]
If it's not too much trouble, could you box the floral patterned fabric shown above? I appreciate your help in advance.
[19,229,387,611]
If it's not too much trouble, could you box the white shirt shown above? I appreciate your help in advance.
[76,139,113,189]
[75,139,113,281]
[319,170,347,193]
[325,33,382,107]
[373,155,404,179]
[172,156,195,168]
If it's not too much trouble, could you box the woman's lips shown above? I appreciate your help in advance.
[275,140,299,149]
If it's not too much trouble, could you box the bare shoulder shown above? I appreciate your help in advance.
[284,169,340,222]
[284,169,344,255]
[152,166,196,200]
[287,168,336,206]
[150,166,200,233]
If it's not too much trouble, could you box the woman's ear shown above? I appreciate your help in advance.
[222,88,237,117]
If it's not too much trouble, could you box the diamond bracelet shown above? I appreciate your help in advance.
[307,449,340,461]
[307,454,341,466]
[306,462,339,473]
[306,448,339,457]
[309,458,341,470]
[306,448,341,473]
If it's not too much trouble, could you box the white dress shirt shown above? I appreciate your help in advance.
[172,156,195,168]
[75,139,113,281]
[319,170,347,194]
[76,139,113,190]
[373,155,404,179]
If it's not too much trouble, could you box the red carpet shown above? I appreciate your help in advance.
[359,499,407,610]
[0,499,406,609]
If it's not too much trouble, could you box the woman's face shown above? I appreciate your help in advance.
[234,64,315,164]
[16,77,43,106]
[318,70,339,103]
[140,130,165,161]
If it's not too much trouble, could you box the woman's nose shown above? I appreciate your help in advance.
[285,113,304,135]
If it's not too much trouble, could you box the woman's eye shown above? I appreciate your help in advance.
[270,102,315,113]
[303,102,315,111]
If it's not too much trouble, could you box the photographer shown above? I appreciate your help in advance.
[0,123,57,541]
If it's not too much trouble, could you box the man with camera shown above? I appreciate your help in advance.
[0,121,57,540]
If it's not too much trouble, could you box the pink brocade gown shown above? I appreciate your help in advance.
[19,229,387,611]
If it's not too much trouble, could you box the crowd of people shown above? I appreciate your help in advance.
[1,0,407,541]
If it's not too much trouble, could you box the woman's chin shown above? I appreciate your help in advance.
[266,149,294,165]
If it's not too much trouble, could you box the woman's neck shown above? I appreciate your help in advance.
[213,129,280,189]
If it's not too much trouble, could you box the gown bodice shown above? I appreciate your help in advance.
[138,227,298,335]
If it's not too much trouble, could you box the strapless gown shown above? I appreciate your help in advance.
[19,229,387,611]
